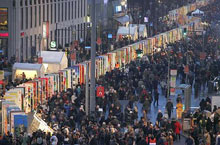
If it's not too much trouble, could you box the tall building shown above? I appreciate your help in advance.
[0,0,88,62]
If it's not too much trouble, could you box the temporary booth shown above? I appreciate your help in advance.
[117,26,138,41]
[192,9,204,17]
[40,51,68,74]
[12,63,45,81]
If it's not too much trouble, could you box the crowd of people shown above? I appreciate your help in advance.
[1,0,220,145]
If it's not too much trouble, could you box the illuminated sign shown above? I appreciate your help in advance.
[0,32,8,37]
[116,6,122,12]
[108,34,112,39]
[50,41,56,48]
[0,8,8,31]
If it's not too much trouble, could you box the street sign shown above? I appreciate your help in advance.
[108,34,112,39]
[50,41,57,48]
[96,86,104,97]
[144,17,148,23]
[97,37,102,45]
[85,46,91,49]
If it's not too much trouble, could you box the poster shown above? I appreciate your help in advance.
[14,115,28,137]
[10,111,26,135]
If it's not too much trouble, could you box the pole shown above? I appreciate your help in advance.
[90,0,96,113]
[85,62,89,115]
[167,50,170,99]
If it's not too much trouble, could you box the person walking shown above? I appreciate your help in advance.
[216,131,220,145]
[176,102,183,119]
[185,134,195,145]
[154,89,159,106]
[174,120,181,141]
[166,99,174,119]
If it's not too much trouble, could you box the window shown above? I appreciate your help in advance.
[65,2,67,21]
[58,3,60,22]
[30,0,32,5]
[0,8,8,31]
[25,0,27,6]
[34,34,37,47]
[47,4,49,21]
[78,0,80,18]
[61,29,63,46]
[38,0,41,4]
[50,31,53,41]
[81,0,83,18]
[21,8,23,30]
[43,5,45,21]
[34,0,36,5]
[51,4,53,24]
[68,27,70,43]
[39,5,41,26]
[26,37,28,60]
[30,35,32,47]
[30,7,32,28]
[54,3,56,23]
[20,0,23,7]
[84,0,86,17]
[34,6,37,27]
[20,38,24,61]
[72,1,73,19]
[68,1,70,20]
[25,7,28,29]
[65,28,67,45]
[62,3,64,21]
[75,1,76,19]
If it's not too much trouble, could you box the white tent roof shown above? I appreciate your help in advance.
[117,26,137,35]
[129,24,146,32]
[192,9,204,15]
[13,63,43,71]
[114,15,132,25]
[40,51,66,64]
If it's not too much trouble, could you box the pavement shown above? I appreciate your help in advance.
[118,77,206,144]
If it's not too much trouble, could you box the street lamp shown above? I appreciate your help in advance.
[167,45,172,99]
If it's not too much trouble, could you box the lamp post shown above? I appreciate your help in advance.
[167,45,171,100]
[90,0,96,113]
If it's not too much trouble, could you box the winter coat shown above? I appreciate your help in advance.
[174,121,181,134]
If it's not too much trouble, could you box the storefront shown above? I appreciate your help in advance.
[0,8,8,57]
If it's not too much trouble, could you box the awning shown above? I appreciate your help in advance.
[114,15,132,25]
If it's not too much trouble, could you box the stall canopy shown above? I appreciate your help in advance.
[12,63,45,81]
[114,14,132,25]
[192,9,204,16]
[117,25,138,41]
[40,51,68,73]
[130,24,147,38]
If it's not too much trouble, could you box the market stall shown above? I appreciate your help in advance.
[12,63,45,82]
[40,51,68,74]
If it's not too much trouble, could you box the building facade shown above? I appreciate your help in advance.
[0,0,88,62]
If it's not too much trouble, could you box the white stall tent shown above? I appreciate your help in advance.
[117,26,138,41]
[40,51,68,74]
[12,63,45,81]
[192,9,204,16]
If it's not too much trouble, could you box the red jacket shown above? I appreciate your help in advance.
[174,121,181,134]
